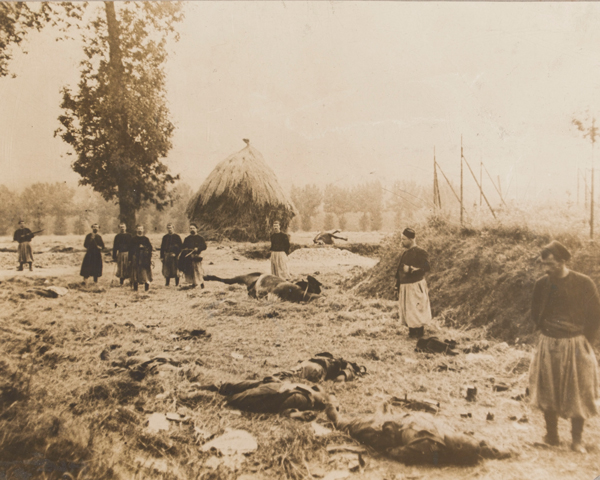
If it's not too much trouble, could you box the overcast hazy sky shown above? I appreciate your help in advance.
[1,1,600,206]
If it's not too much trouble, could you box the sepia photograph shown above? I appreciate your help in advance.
[1,1,599,479]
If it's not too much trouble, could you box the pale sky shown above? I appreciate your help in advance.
[2,1,600,206]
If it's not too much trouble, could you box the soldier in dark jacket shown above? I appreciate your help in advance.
[13,220,35,271]
[270,221,291,279]
[178,224,206,288]
[112,223,132,285]
[529,241,600,453]
[130,225,153,292]
[80,223,104,284]
[395,228,432,338]
[160,223,182,286]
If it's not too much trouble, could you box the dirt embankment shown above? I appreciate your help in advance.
[346,219,600,344]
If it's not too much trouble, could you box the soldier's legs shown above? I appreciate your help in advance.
[120,277,124,285]
[133,282,138,291]
[165,277,170,286]
[28,262,33,271]
[93,276,98,283]
[145,283,149,292]
[18,262,23,271]
[175,276,179,286]
[543,410,559,445]
[571,417,586,452]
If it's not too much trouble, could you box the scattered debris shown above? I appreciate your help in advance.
[492,382,510,392]
[26,286,69,298]
[416,337,459,356]
[326,445,367,454]
[511,388,530,401]
[147,413,170,433]
[311,422,333,436]
[231,352,244,360]
[518,415,529,423]
[175,328,211,340]
[200,429,257,455]
[460,412,472,418]
[166,412,187,422]
[486,412,495,421]
[390,394,440,413]
[465,386,478,402]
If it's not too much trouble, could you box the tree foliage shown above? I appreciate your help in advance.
[291,184,322,231]
[56,2,183,232]
[0,2,84,77]
[323,184,352,231]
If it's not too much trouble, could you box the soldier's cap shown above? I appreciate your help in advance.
[541,240,571,262]
[402,227,416,239]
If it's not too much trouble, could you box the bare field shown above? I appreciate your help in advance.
[1,234,599,480]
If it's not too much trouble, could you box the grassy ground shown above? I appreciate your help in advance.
[0,231,599,480]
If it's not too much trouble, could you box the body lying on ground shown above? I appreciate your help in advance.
[273,352,366,383]
[204,272,322,303]
[325,404,511,466]
[215,378,331,414]
[313,230,348,245]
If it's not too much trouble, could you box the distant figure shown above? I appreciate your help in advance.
[130,225,153,292]
[395,228,431,338]
[270,221,290,280]
[80,223,104,284]
[529,241,600,453]
[160,223,182,287]
[313,230,348,245]
[13,220,35,271]
[179,223,206,288]
[112,223,132,285]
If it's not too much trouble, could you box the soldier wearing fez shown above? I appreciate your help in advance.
[80,223,104,284]
[160,223,182,286]
[130,225,153,291]
[13,220,36,271]
[112,222,132,285]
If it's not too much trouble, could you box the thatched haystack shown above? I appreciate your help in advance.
[186,140,297,242]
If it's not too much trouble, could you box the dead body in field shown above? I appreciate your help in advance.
[272,352,367,383]
[204,272,322,303]
[325,403,511,466]
[313,229,348,245]
[204,378,333,415]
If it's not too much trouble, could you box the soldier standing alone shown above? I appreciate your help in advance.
[13,220,35,271]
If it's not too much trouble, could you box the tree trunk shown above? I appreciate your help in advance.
[119,201,136,234]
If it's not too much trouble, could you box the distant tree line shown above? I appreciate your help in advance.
[0,182,193,237]
[289,180,431,232]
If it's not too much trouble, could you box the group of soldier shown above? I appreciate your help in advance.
[13,219,207,292]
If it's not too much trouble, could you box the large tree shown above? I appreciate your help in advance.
[56,2,183,232]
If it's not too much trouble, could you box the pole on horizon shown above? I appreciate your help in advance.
[460,136,464,226]
[590,142,596,240]
[577,167,580,207]
[479,159,483,207]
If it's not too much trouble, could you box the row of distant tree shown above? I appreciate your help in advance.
[0,182,193,237]
[290,180,431,232]
[0,179,433,236]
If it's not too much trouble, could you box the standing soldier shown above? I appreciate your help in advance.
[13,220,35,271]
[130,225,153,292]
[113,223,132,285]
[529,241,600,453]
[179,223,206,289]
[80,223,104,284]
[270,221,290,280]
[395,228,432,338]
[160,223,182,286]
